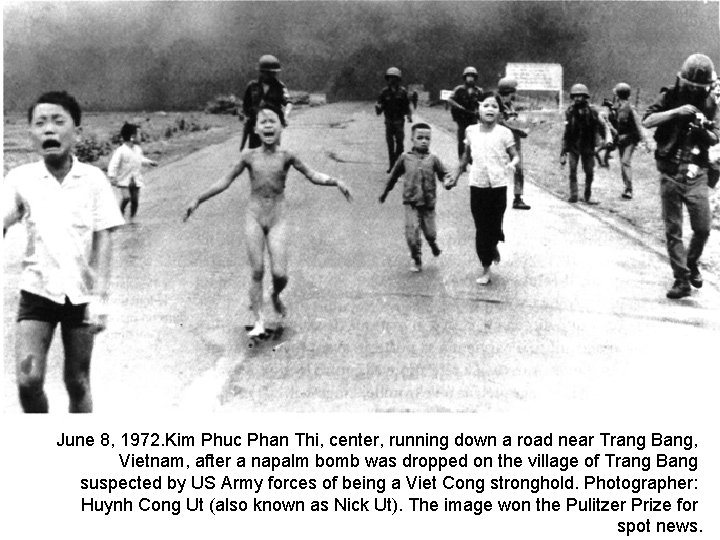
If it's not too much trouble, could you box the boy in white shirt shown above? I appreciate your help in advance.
[3,91,125,412]
[107,122,158,222]
[447,92,519,285]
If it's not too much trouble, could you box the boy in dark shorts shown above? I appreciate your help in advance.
[3,91,125,412]
[379,123,451,272]
[184,105,353,337]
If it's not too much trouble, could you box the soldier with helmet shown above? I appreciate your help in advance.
[497,76,531,210]
[612,82,648,200]
[643,53,719,299]
[375,67,413,172]
[448,66,482,159]
[560,83,611,204]
[241,54,291,150]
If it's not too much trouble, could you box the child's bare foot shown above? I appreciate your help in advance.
[476,266,491,285]
[410,255,422,272]
[248,320,266,337]
[271,291,287,317]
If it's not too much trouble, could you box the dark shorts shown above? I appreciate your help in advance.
[17,290,88,327]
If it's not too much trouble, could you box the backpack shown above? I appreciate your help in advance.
[602,99,618,130]
[615,101,640,144]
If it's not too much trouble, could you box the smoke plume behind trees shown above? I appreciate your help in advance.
[3,1,718,111]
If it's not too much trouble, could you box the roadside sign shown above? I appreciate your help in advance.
[505,63,564,110]
[506,63,562,91]
[440,89,453,101]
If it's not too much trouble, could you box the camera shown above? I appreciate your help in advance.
[690,112,715,131]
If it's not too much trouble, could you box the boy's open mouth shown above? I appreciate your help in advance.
[42,140,61,149]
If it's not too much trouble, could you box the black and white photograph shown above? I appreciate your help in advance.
[2,1,719,537]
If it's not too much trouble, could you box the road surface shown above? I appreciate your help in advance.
[3,102,719,414]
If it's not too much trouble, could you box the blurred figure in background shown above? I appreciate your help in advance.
[497,77,531,210]
[375,67,413,172]
[241,55,291,150]
[611,82,649,200]
[448,66,481,159]
[595,98,617,168]
[107,122,158,222]
[560,83,612,204]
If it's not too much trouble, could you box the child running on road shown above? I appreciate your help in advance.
[184,105,353,337]
[107,122,158,222]
[379,123,451,272]
[3,90,125,412]
[447,92,519,285]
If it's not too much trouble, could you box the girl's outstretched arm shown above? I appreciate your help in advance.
[184,156,248,221]
[290,152,353,202]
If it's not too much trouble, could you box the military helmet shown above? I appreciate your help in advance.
[570,83,590,97]
[385,67,402,79]
[678,53,715,88]
[463,66,478,78]
[258,54,282,72]
[613,82,632,99]
[497,77,518,94]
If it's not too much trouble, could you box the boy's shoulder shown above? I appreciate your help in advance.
[5,159,107,188]
[4,161,44,188]
[428,151,448,167]
[6,159,44,178]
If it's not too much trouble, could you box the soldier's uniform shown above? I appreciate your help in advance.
[375,67,412,172]
[241,55,290,150]
[643,54,719,298]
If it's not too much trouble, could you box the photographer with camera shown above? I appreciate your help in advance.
[643,53,719,299]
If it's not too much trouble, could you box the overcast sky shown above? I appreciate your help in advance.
[3,1,719,110]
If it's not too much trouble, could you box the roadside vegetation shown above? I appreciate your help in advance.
[3,111,240,175]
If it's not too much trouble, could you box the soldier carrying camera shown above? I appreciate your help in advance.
[643,53,719,299]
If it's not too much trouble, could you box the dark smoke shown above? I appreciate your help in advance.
[3,1,718,111]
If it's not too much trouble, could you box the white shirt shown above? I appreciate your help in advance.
[3,158,125,304]
[107,143,148,187]
[464,123,515,188]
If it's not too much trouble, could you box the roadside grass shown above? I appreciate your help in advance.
[419,105,720,280]
[3,111,242,174]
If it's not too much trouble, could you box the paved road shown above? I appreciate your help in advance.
[3,103,719,413]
